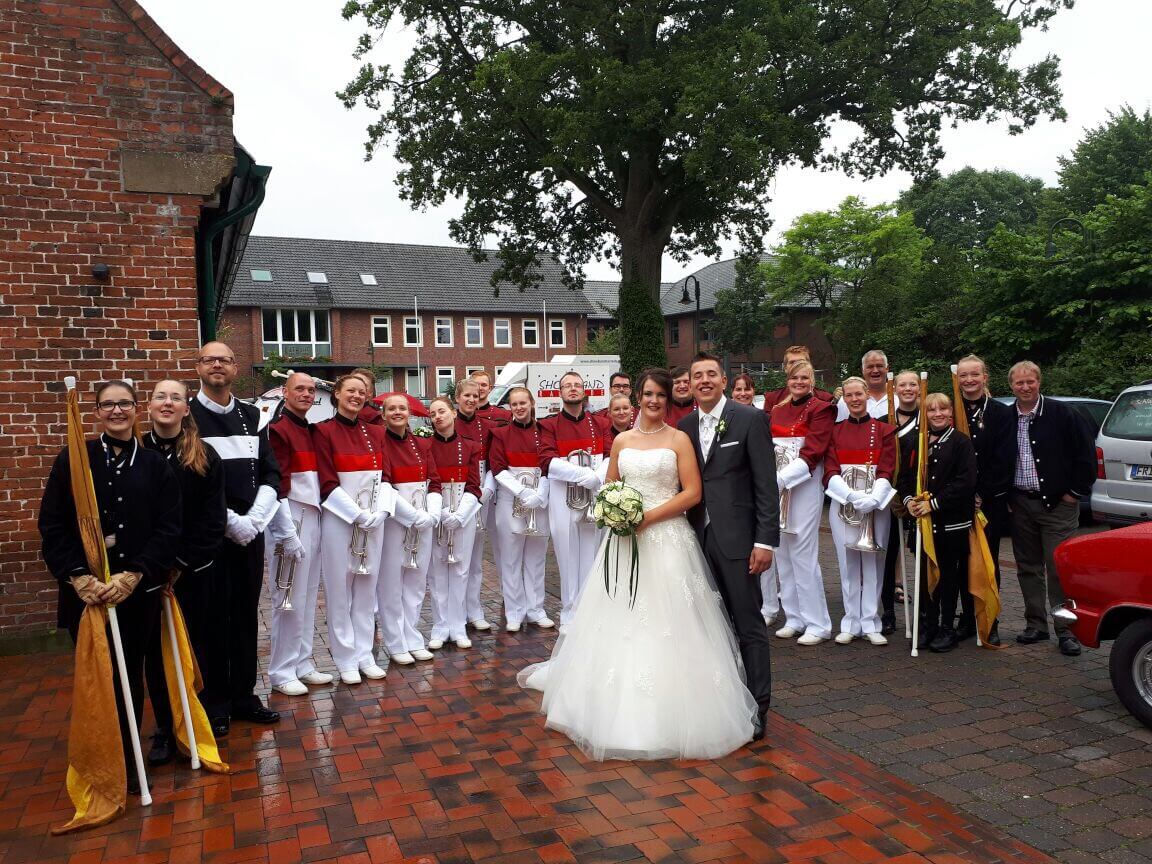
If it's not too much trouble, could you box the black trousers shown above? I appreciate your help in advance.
[144,570,211,732]
[919,528,969,633]
[200,536,266,718]
[703,526,772,713]
[958,497,1009,629]
[881,513,914,617]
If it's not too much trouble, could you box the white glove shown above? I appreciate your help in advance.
[522,490,546,510]
[246,485,280,532]
[279,534,305,560]
[846,490,870,507]
[826,473,852,505]
[777,457,811,490]
[455,491,482,525]
[440,509,464,530]
[852,496,880,514]
[268,500,299,542]
[323,487,362,524]
[392,492,420,529]
[496,470,523,497]
[577,470,601,491]
[547,456,592,484]
[480,485,494,506]
[871,477,896,510]
[413,510,437,531]
[226,510,259,545]
[356,510,389,531]
[425,492,443,526]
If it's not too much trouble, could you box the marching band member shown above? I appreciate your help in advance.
[605,393,635,446]
[472,369,513,422]
[762,346,836,406]
[425,396,484,649]
[314,374,395,684]
[824,377,898,645]
[899,393,978,653]
[731,373,757,407]
[141,378,226,764]
[378,394,440,664]
[351,367,385,426]
[666,366,697,426]
[190,342,281,735]
[595,372,635,422]
[539,371,611,627]
[880,370,921,634]
[769,361,836,645]
[39,380,182,790]
[456,377,506,633]
[263,373,331,696]
[836,350,891,420]
[490,387,554,632]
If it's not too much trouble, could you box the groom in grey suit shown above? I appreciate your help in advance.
[679,352,779,740]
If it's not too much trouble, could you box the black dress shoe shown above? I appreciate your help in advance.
[147,730,175,766]
[1058,635,1082,656]
[955,621,977,641]
[751,710,768,742]
[880,614,896,636]
[233,704,280,724]
[929,628,958,653]
[1016,628,1050,644]
[985,622,1001,646]
[210,716,230,737]
[917,626,938,650]
[126,774,153,796]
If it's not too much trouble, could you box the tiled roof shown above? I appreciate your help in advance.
[230,236,594,314]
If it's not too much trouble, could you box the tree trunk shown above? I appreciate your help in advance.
[617,232,668,377]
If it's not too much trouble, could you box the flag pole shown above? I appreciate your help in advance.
[163,593,200,769]
[951,363,983,648]
[887,372,911,639]
[910,371,928,658]
[65,376,151,806]
[414,296,422,398]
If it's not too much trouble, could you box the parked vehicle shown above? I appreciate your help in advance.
[489,355,619,417]
[1054,522,1152,728]
[253,378,336,430]
[1091,381,1152,526]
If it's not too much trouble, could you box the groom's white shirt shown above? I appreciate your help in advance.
[697,395,772,551]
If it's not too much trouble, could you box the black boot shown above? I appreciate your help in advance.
[148,729,176,766]
[881,611,897,636]
[985,620,1001,646]
[929,628,959,653]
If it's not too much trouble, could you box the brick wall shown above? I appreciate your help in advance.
[0,0,236,636]
[665,309,835,374]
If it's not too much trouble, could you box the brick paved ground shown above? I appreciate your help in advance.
[0,518,1147,863]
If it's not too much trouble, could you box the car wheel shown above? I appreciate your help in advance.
[1109,618,1152,729]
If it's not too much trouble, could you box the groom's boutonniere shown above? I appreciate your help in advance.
[715,419,727,440]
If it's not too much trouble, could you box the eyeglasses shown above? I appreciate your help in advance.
[151,393,187,404]
[198,355,235,366]
[98,400,136,413]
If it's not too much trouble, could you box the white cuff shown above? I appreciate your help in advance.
[425,492,443,517]
[547,457,587,483]
[456,492,481,524]
[482,471,497,496]
[826,474,852,505]
[871,478,895,510]
[268,500,297,541]
[247,484,280,530]
[323,487,362,524]
[779,458,811,490]
[496,470,522,496]
[537,477,550,506]
[393,492,418,528]
[595,458,610,483]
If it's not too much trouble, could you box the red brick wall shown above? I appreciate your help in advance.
[665,310,835,374]
[0,0,235,636]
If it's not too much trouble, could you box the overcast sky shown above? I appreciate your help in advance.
[146,0,1152,282]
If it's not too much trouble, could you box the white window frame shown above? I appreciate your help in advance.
[435,366,456,396]
[668,318,680,348]
[434,316,454,347]
[548,319,566,348]
[371,315,392,347]
[250,269,272,282]
[495,365,505,379]
[360,273,377,285]
[306,272,328,284]
[494,318,512,348]
[522,318,540,348]
[465,317,483,347]
[465,366,486,380]
[261,308,331,358]
[404,315,423,347]
[405,368,425,398]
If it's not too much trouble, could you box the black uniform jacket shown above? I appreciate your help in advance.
[39,436,182,630]
[1011,395,1097,508]
[142,431,226,574]
[897,426,977,536]
[963,395,1015,503]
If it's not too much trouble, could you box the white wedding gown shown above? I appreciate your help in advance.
[518,447,758,761]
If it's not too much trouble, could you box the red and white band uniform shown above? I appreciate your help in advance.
[823,417,898,636]
[314,414,397,676]
[265,411,325,686]
[770,394,837,639]
[377,429,442,656]
[489,419,551,628]
[427,432,483,644]
[457,409,504,628]
[539,409,611,626]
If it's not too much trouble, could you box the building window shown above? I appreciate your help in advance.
[522,318,539,348]
[435,316,453,347]
[494,318,511,348]
[406,368,424,398]
[306,272,328,284]
[371,315,391,347]
[360,273,377,285]
[549,319,566,348]
[465,318,483,347]
[250,269,272,282]
[465,366,486,379]
[435,367,456,395]
[261,308,331,358]
[668,319,680,347]
[404,316,422,347]
[495,365,505,379]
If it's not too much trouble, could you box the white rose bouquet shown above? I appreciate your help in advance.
[594,481,645,608]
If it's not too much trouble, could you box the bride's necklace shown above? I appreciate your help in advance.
[636,422,667,435]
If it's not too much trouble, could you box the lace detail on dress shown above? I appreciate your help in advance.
[618,448,699,553]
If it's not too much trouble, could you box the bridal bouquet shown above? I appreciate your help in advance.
[594,481,645,608]
[411,425,433,438]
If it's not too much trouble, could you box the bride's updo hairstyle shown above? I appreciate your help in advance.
[635,368,673,400]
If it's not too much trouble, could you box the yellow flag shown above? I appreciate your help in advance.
[161,595,229,773]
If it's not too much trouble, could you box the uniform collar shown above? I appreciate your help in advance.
[386,427,408,440]
[196,389,234,414]
[434,430,458,442]
[335,412,358,427]
[846,413,871,424]
[283,409,310,428]
[457,410,476,423]
[512,418,534,429]
[560,407,587,423]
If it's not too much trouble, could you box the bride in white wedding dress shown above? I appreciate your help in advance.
[518,369,757,761]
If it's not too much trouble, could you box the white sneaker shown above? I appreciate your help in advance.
[273,679,308,696]
[411,648,434,661]
[359,664,387,680]
[775,626,800,639]
[299,671,333,686]
[797,633,826,646]
[390,652,416,665]
[834,632,855,645]
[427,638,445,650]
[531,616,555,629]
[340,669,362,685]
[506,621,522,633]
[865,632,889,646]
[454,636,472,649]
[469,619,492,631]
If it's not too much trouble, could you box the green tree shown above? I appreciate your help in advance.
[339,1,1069,375]
[711,254,777,360]
[582,326,620,355]
[1058,106,1152,214]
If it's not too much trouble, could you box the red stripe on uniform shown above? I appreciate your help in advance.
[439,466,468,483]
[557,438,597,457]
[507,450,539,468]
[838,449,880,464]
[391,464,427,483]
[772,422,809,437]
[290,451,318,472]
[333,453,381,472]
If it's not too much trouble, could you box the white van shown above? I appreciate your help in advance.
[252,377,337,430]
[1092,381,1152,525]
[489,355,619,418]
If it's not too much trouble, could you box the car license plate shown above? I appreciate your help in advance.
[1132,464,1152,480]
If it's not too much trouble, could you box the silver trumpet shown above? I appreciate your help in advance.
[775,443,799,536]
[512,472,542,536]
[436,483,460,564]
[349,479,378,576]
[401,487,427,570]
[840,464,885,553]
[565,449,597,523]
[273,516,303,611]
[476,460,488,531]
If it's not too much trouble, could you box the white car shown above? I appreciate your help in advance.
[1092,381,1152,526]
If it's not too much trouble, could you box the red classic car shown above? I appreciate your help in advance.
[1054,522,1152,728]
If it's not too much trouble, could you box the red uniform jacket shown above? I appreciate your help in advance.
[428,432,483,500]
[312,413,390,501]
[489,420,544,473]
[769,394,836,469]
[538,409,611,476]
[456,409,505,464]
[269,410,320,506]
[666,399,697,427]
[359,402,385,426]
[476,403,512,423]
[383,429,442,494]
[823,415,898,483]
[762,385,836,409]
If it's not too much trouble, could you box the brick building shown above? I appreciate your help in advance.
[0,0,266,641]
[221,236,596,396]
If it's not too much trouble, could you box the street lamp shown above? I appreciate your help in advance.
[679,273,701,354]
[1045,216,1093,259]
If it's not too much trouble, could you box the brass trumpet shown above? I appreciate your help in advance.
[349,479,378,576]
[512,472,542,536]
[401,487,427,570]
[436,483,460,564]
[840,464,885,553]
[774,443,799,536]
[273,516,303,611]
[565,449,596,522]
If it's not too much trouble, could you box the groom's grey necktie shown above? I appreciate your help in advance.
[700,412,718,457]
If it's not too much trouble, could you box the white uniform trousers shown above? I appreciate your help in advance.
[494,489,550,626]
[377,518,434,655]
[776,464,833,639]
[829,501,891,636]
[759,562,780,620]
[428,520,477,641]
[321,511,384,673]
[465,496,495,623]
[547,494,601,626]
[265,501,324,686]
